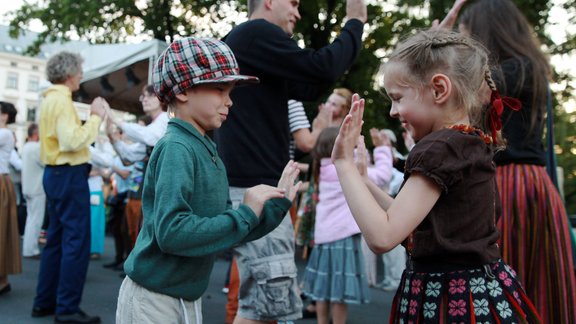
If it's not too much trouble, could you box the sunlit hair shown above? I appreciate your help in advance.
[311,127,340,186]
[459,0,550,132]
[45,51,83,84]
[379,29,500,143]
[332,88,354,115]
[0,101,17,124]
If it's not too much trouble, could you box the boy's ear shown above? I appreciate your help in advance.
[175,92,189,103]
[430,74,452,104]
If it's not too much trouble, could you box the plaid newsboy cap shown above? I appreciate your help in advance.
[152,37,258,104]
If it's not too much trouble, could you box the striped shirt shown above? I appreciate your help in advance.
[288,100,311,159]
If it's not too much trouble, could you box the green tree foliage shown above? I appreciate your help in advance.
[9,0,575,212]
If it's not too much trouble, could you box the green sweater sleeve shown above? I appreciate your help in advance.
[240,198,293,243]
[149,141,265,257]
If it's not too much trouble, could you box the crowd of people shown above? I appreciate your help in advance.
[1,0,574,323]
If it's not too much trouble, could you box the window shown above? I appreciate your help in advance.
[6,72,18,89]
[10,62,17,67]
[28,76,39,92]
[32,65,39,71]
[27,105,37,122]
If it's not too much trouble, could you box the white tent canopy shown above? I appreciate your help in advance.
[77,39,167,114]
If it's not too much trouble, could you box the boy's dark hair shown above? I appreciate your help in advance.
[0,101,17,124]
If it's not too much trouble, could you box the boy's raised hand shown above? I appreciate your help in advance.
[243,185,287,218]
[243,161,301,217]
[332,94,365,165]
[277,160,302,201]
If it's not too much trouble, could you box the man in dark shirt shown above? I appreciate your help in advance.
[214,0,366,322]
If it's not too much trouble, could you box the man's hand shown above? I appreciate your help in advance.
[346,0,367,23]
[431,0,467,30]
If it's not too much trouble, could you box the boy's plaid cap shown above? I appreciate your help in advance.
[152,37,258,104]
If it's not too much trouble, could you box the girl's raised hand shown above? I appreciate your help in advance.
[431,0,467,30]
[331,94,365,165]
[277,160,302,202]
[355,135,369,179]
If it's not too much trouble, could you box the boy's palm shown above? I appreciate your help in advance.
[243,185,286,218]
[277,160,302,201]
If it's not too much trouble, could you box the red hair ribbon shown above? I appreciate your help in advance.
[489,90,521,143]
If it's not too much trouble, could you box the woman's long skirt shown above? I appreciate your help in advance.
[0,174,22,277]
[497,163,576,323]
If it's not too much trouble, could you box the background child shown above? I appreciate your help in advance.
[302,126,392,324]
[331,29,541,322]
[115,37,302,323]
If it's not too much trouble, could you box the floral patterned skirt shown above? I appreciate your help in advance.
[390,259,541,323]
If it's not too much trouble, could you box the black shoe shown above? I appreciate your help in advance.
[302,308,316,319]
[54,310,101,323]
[102,261,122,269]
[31,306,55,317]
[112,263,125,271]
[0,283,11,295]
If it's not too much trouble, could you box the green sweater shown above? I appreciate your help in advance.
[124,118,291,301]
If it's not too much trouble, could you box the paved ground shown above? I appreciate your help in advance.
[0,237,394,324]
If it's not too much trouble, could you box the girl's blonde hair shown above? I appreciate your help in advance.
[332,88,354,115]
[380,29,502,144]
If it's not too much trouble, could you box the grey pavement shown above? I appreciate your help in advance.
[0,236,394,323]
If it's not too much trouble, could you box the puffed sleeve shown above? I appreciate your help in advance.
[404,131,467,193]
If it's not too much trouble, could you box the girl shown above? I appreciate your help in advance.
[302,126,391,324]
[331,29,541,322]
[0,101,21,295]
[319,88,354,127]
[459,1,576,322]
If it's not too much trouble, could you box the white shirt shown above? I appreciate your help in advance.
[114,111,169,162]
[0,128,14,174]
[21,141,45,196]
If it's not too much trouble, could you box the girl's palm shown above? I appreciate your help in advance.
[332,94,365,164]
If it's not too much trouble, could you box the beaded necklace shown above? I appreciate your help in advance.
[447,124,493,144]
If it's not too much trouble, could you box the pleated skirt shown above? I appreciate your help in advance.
[390,260,541,323]
[0,174,22,276]
[302,234,370,304]
[497,164,576,323]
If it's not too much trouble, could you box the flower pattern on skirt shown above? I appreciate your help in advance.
[389,259,541,323]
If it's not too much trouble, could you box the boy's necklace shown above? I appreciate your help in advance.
[447,124,493,144]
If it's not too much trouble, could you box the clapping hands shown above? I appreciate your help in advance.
[243,161,301,217]
[331,93,365,165]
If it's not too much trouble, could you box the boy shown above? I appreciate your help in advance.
[115,37,302,323]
